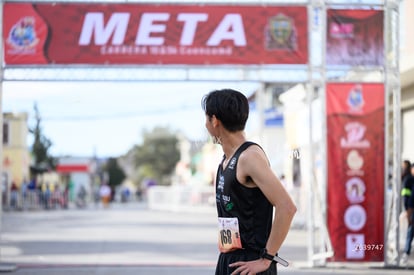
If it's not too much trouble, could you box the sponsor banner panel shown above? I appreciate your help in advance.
[326,9,384,66]
[326,83,384,262]
[3,3,308,65]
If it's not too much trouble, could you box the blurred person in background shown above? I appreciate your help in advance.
[99,183,111,208]
[93,184,101,207]
[121,187,130,203]
[402,160,413,211]
[27,176,37,208]
[401,162,414,265]
[20,178,28,210]
[43,183,51,210]
[62,183,70,209]
[10,181,19,210]
[76,185,87,208]
[202,89,296,275]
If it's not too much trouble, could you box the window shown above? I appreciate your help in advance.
[3,122,9,145]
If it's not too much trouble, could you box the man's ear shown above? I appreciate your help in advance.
[211,115,220,127]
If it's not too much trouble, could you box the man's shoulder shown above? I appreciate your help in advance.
[238,143,268,169]
[240,143,265,157]
[242,141,265,152]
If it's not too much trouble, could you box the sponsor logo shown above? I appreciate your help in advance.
[330,22,354,38]
[346,150,364,176]
[346,234,365,259]
[345,177,366,204]
[347,85,365,113]
[340,122,370,148]
[7,17,39,52]
[344,204,367,231]
[217,175,225,192]
[225,201,234,211]
[228,157,237,170]
[347,150,363,170]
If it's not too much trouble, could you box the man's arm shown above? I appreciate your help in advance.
[408,208,413,225]
[229,146,297,275]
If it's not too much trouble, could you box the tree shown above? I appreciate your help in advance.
[132,127,180,185]
[104,158,126,188]
[29,103,55,171]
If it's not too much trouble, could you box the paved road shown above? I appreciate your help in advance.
[0,202,412,274]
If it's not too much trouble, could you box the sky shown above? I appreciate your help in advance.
[2,80,260,158]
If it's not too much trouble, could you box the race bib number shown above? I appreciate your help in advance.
[218,217,243,253]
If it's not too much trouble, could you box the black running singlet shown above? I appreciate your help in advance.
[215,141,273,253]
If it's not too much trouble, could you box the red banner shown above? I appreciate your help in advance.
[326,9,384,66]
[3,3,308,65]
[326,83,384,262]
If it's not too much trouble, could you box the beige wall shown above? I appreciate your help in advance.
[400,0,414,64]
[402,84,414,161]
[400,0,414,161]
[401,83,414,109]
[400,0,414,78]
[2,113,30,187]
[402,108,414,160]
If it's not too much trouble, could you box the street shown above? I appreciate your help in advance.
[0,202,412,274]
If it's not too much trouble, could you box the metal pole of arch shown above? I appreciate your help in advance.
[0,0,17,271]
[383,0,402,267]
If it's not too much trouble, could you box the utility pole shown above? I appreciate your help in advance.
[0,0,17,271]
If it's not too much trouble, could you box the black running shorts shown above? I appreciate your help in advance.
[215,249,277,275]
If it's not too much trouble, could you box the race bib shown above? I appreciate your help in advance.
[218,217,243,253]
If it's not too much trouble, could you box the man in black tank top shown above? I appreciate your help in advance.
[202,89,297,275]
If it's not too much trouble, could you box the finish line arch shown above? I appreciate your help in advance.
[0,0,402,268]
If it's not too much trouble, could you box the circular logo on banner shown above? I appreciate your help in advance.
[344,205,366,231]
[347,150,364,170]
[347,85,365,113]
[345,177,366,204]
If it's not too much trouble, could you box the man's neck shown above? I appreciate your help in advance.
[220,132,246,159]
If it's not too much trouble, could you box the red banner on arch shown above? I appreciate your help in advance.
[326,83,384,262]
[3,3,308,65]
[326,9,384,66]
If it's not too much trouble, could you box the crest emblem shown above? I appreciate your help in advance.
[265,13,297,50]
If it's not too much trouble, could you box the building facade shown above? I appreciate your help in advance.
[2,112,30,204]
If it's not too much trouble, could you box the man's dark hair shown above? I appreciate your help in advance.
[403,160,412,179]
[202,88,249,132]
